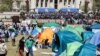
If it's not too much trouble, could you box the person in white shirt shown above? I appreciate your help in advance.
[10,32,16,46]
[0,40,7,56]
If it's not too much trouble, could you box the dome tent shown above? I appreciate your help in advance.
[52,31,81,56]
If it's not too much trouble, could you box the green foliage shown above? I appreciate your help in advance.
[0,0,13,12]
[0,4,9,12]
[93,0,100,10]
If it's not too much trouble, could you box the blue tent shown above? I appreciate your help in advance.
[36,8,46,13]
[31,28,39,37]
[91,24,100,29]
[89,32,100,46]
[74,43,96,56]
[46,8,55,13]
[82,31,94,42]
[52,31,81,55]
[69,8,79,12]
[60,8,69,12]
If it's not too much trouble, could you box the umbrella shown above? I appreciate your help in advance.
[43,22,60,27]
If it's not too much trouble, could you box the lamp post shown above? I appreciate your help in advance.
[84,0,89,13]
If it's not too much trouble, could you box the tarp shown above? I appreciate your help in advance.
[46,8,55,13]
[52,31,81,55]
[91,24,100,29]
[31,28,39,37]
[74,43,96,56]
[36,8,46,13]
[89,32,100,46]
[38,28,54,44]
[60,8,79,12]
[32,21,37,25]
[82,31,94,42]
[43,22,60,27]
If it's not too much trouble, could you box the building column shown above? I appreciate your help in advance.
[66,0,69,7]
[58,0,60,9]
[30,0,36,12]
[47,0,50,7]
[43,0,45,7]
[38,0,41,7]
[62,0,64,8]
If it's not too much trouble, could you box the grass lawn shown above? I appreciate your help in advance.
[6,35,52,56]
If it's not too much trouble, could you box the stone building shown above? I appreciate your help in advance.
[12,0,93,12]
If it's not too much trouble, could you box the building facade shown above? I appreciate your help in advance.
[12,0,93,12]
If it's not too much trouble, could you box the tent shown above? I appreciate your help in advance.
[74,43,96,56]
[74,25,85,35]
[43,22,60,27]
[82,31,94,42]
[61,25,82,40]
[91,24,100,29]
[91,24,100,33]
[38,28,54,44]
[66,41,82,56]
[35,8,46,13]
[32,21,37,25]
[89,32,100,46]
[31,28,39,37]
[46,8,55,13]
[52,31,81,55]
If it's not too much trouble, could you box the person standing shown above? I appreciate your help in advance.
[18,37,25,56]
[10,31,16,46]
[0,40,7,56]
[25,36,35,56]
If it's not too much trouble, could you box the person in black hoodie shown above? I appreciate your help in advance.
[18,37,25,56]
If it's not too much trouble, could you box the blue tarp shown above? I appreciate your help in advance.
[89,32,100,46]
[31,28,39,37]
[91,24,100,29]
[60,8,79,12]
[47,8,55,13]
[36,8,46,13]
[52,31,81,55]
[36,8,55,13]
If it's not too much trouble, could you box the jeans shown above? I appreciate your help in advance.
[26,47,33,56]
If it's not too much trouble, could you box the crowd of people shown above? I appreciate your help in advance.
[0,11,100,56]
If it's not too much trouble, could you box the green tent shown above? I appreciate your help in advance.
[43,22,60,27]
[9,28,16,32]
[61,25,82,40]
[74,25,85,35]
[32,21,37,25]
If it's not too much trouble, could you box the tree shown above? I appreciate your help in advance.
[0,0,13,12]
[0,4,9,12]
[93,0,100,11]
